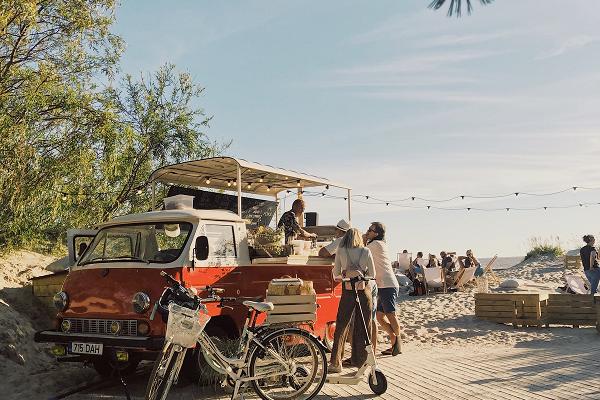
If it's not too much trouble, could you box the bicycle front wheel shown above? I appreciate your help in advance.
[249,328,327,400]
[145,342,186,400]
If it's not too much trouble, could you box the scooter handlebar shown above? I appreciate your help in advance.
[341,276,375,282]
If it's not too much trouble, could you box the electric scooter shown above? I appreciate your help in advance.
[326,276,388,395]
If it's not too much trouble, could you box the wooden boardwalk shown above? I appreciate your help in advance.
[68,342,600,400]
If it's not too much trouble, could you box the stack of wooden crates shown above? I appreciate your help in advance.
[474,293,548,328]
[475,292,600,331]
[265,278,317,325]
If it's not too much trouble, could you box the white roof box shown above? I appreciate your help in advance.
[163,194,194,210]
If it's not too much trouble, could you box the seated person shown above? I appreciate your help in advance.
[277,199,317,243]
[458,249,484,277]
[427,253,440,268]
[318,219,351,257]
[407,251,425,280]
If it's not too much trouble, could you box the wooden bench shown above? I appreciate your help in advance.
[544,294,597,328]
[475,293,548,328]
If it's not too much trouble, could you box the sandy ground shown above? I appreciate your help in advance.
[0,251,597,400]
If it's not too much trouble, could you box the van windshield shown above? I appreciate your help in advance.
[79,222,193,265]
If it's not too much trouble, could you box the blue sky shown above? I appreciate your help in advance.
[113,0,600,257]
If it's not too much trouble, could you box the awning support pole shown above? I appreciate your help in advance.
[151,182,156,210]
[237,166,242,217]
[347,188,352,223]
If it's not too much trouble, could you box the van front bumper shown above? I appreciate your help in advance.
[34,330,164,351]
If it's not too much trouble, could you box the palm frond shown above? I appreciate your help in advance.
[428,0,494,17]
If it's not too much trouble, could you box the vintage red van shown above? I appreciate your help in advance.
[35,157,353,377]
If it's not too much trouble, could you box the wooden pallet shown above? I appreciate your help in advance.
[475,293,548,328]
[30,270,68,310]
[544,293,597,328]
[564,255,582,270]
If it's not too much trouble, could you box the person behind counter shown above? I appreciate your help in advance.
[277,199,317,243]
[318,219,351,257]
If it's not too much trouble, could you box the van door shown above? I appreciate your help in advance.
[66,229,98,265]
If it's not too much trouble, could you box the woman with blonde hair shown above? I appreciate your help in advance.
[328,228,375,373]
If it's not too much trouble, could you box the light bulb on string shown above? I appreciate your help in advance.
[260,176,265,183]
[227,180,232,187]
[296,180,301,187]
[266,186,271,192]
[205,177,211,184]
[247,182,252,189]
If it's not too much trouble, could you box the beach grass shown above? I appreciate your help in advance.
[525,236,564,260]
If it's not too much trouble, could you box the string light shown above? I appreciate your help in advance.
[350,185,600,204]
[296,180,301,187]
[259,176,265,183]
[247,182,252,189]
[205,177,211,184]
[227,180,232,187]
[266,186,271,192]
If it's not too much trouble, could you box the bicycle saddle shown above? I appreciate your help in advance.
[242,301,274,312]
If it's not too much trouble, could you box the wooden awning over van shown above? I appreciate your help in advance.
[149,157,350,197]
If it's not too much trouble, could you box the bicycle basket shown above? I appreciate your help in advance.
[165,303,211,348]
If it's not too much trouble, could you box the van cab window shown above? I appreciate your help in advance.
[79,222,192,265]
[205,224,236,258]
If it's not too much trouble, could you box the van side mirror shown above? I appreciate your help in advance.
[195,236,209,260]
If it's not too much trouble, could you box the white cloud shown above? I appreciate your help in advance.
[537,35,600,59]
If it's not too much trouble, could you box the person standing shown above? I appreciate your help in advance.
[580,235,600,294]
[318,219,351,257]
[277,199,317,243]
[365,222,401,356]
[328,228,375,373]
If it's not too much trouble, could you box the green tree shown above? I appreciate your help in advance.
[0,1,227,251]
[429,0,494,17]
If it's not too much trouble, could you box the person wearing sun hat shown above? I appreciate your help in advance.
[318,219,351,257]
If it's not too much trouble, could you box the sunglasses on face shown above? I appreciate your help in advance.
[367,228,377,233]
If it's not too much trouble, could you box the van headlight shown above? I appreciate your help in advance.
[53,291,69,311]
[132,292,151,313]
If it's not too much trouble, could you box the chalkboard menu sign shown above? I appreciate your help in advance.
[167,187,277,229]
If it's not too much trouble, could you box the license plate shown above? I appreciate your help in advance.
[71,342,103,355]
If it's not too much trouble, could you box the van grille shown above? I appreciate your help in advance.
[64,319,138,336]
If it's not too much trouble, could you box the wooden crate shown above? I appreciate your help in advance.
[474,293,548,327]
[30,271,68,310]
[545,294,597,327]
[265,294,317,324]
[564,255,582,270]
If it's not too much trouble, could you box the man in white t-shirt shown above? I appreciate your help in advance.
[365,222,401,356]
[318,219,351,257]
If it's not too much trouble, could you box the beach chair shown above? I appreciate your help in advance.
[422,266,446,294]
[452,266,477,291]
[397,252,412,272]
[483,255,499,285]
[416,258,428,268]
[564,274,590,294]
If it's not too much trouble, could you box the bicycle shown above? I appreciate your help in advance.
[145,271,327,400]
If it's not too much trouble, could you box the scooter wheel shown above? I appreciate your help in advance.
[368,370,387,395]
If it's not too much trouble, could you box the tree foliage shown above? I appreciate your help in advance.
[428,0,494,17]
[0,1,227,251]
